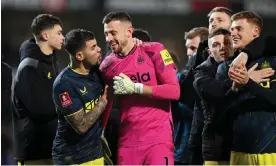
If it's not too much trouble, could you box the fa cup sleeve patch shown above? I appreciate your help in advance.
[59,92,73,108]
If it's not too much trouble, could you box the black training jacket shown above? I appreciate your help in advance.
[12,39,60,161]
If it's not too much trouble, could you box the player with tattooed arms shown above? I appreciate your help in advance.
[52,29,107,165]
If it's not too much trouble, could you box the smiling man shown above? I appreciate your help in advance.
[100,11,180,165]
[226,11,276,165]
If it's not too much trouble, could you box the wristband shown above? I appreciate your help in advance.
[134,83,144,94]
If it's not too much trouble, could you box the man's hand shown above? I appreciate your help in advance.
[229,63,274,87]
[230,52,248,92]
[247,63,274,83]
[101,85,108,104]
[113,73,144,95]
[230,52,248,69]
[228,64,249,85]
[113,73,135,94]
[132,38,143,46]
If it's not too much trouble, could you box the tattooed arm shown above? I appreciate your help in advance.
[53,82,108,135]
[65,97,107,134]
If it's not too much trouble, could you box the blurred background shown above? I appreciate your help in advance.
[1,0,276,164]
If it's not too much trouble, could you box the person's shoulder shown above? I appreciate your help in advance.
[195,56,214,71]
[259,56,276,68]
[196,60,208,70]
[16,57,40,75]
[53,68,72,90]
[99,54,116,72]
[141,42,164,51]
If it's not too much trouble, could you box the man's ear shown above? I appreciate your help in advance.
[75,51,84,61]
[207,49,213,57]
[252,26,260,38]
[41,31,49,41]
[127,26,134,38]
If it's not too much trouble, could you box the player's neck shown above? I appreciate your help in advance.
[70,61,90,75]
[120,40,135,56]
[36,41,54,56]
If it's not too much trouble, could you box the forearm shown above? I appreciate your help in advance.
[67,99,107,134]
[86,99,107,127]
[132,71,180,100]
[148,84,180,100]
[150,68,180,100]
[134,83,178,100]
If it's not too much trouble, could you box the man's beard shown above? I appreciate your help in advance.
[113,39,128,54]
[83,59,99,71]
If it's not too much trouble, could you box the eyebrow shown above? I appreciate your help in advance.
[212,41,220,45]
[91,44,96,49]
[231,25,242,29]
[105,30,116,33]
[210,16,222,20]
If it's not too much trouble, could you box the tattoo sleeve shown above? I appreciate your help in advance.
[65,99,107,134]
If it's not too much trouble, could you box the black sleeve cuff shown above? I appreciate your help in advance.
[244,78,259,90]
[224,78,232,88]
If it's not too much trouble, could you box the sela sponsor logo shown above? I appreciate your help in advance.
[130,72,151,83]
[85,97,100,113]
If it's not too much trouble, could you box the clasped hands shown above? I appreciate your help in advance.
[228,53,274,91]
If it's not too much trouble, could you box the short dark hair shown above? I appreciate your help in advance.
[231,11,263,32]
[208,28,231,39]
[64,29,95,56]
[184,27,209,41]
[132,28,151,42]
[207,7,233,18]
[31,14,62,38]
[102,11,132,24]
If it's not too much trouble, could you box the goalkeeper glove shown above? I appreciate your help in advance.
[113,73,144,95]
